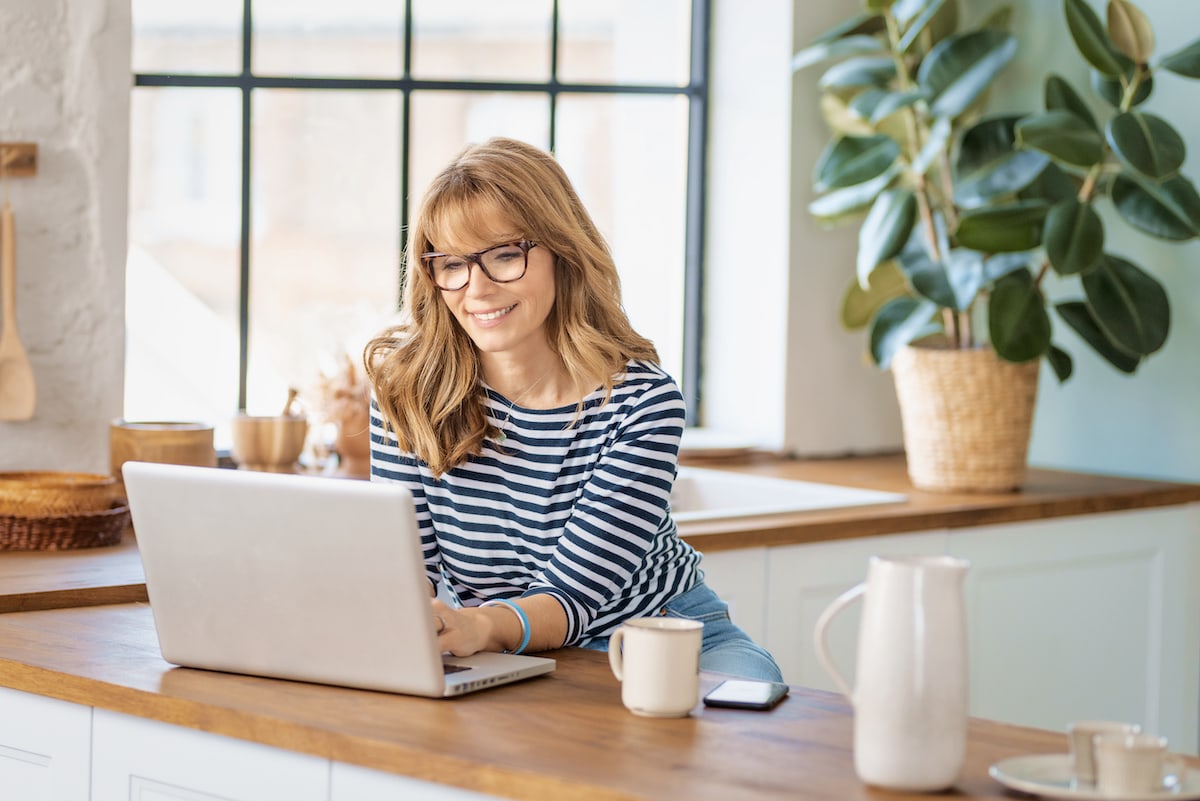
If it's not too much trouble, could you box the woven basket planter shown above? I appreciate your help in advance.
[892,343,1040,493]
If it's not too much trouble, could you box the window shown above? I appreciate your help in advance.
[127,0,709,448]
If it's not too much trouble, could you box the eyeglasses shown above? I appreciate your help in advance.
[421,240,538,291]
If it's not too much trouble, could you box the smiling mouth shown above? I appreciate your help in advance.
[472,304,516,322]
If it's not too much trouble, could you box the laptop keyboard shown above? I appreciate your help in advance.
[443,663,470,675]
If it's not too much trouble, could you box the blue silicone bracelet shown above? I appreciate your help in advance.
[481,598,531,655]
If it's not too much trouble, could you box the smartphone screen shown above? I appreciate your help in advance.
[702,679,790,710]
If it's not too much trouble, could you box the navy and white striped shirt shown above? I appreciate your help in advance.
[369,360,702,646]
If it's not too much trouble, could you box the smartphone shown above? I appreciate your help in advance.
[702,679,790,711]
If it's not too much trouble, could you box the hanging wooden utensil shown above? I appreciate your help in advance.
[0,201,36,421]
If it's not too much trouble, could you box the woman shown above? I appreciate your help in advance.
[365,137,781,681]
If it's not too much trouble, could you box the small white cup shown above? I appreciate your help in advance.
[1067,720,1141,785]
[1094,732,1185,796]
[608,617,703,718]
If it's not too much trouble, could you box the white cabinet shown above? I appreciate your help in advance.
[331,762,502,801]
[0,686,91,801]
[948,505,1200,754]
[698,546,769,645]
[91,709,329,801]
[711,503,1200,754]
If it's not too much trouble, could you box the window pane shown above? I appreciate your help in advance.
[556,94,688,384]
[131,0,242,75]
[411,0,552,82]
[125,88,242,435]
[252,0,404,78]
[558,0,691,86]
[247,90,402,416]
[408,91,550,224]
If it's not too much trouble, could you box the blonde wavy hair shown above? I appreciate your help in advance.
[364,137,659,476]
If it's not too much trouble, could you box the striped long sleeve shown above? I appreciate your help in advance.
[369,361,701,645]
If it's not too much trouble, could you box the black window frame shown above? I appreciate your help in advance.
[132,0,709,423]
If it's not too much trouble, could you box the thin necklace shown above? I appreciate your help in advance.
[494,368,555,443]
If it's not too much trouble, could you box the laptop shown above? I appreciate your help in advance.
[122,461,555,697]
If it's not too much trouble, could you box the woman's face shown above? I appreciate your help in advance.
[432,208,557,363]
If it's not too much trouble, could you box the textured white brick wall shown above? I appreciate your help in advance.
[0,0,129,472]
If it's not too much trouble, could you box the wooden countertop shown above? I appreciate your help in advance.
[0,530,146,612]
[0,602,1111,801]
[678,453,1200,550]
[2,454,1197,611]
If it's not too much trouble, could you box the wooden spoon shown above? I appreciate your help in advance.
[0,201,36,421]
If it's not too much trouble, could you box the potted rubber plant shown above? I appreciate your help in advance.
[792,0,1200,491]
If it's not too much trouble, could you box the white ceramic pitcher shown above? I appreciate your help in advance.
[813,554,970,792]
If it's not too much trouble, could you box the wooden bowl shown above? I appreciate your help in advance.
[0,471,119,516]
[230,415,309,472]
[110,420,217,478]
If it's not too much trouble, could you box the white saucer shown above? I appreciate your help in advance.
[989,754,1200,800]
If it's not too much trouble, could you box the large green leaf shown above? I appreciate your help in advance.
[819,56,897,90]
[1015,110,1105,167]
[858,189,918,286]
[842,261,911,330]
[955,115,1050,206]
[810,12,886,46]
[813,136,900,192]
[1110,173,1200,241]
[1106,112,1186,180]
[1044,74,1098,130]
[894,0,938,25]
[1064,0,1125,76]
[1159,37,1200,78]
[1107,0,1155,65]
[1018,162,1081,203]
[809,164,902,220]
[1081,254,1169,356]
[1092,63,1153,108]
[870,297,942,369]
[944,248,987,311]
[1056,301,1140,372]
[988,269,1051,362]
[897,247,957,309]
[1046,344,1074,382]
[1044,197,1104,275]
[848,88,893,122]
[793,35,887,72]
[869,89,929,124]
[896,0,947,53]
[955,201,1050,252]
[917,29,1017,118]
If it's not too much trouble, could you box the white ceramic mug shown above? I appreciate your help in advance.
[608,617,703,718]
[1094,732,1184,796]
[1067,720,1141,786]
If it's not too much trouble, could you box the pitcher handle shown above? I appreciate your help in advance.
[812,582,865,702]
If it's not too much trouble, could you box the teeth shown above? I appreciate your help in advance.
[474,305,515,321]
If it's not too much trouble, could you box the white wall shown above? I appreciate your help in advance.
[0,0,130,473]
[707,0,1200,483]
[705,0,902,457]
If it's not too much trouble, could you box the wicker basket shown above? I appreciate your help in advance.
[0,503,130,551]
[892,342,1040,493]
[0,471,118,516]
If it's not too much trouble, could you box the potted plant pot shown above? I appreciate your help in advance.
[892,340,1039,492]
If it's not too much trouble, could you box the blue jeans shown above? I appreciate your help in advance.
[582,580,784,682]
